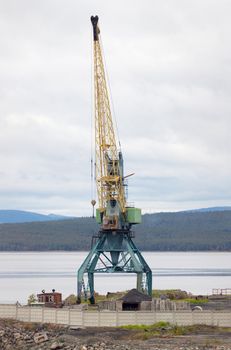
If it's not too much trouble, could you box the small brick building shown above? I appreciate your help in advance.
[37,290,62,307]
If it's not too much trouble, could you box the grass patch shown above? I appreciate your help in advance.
[178,298,209,304]
[152,289,190,300]
[121,321,184,338]
[120,322,231,340]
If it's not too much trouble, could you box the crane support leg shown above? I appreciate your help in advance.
[128,237,153,295]
[77,230,152,304]
[77,234,106,304]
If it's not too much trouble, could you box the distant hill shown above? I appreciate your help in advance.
[0,210,73,224]
[0,210,230,251]
[1,207,231,224]
[185,206,231,213]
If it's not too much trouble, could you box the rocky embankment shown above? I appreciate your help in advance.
[0,319,231,350]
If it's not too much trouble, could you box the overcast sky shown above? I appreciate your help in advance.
[0,0,230,216]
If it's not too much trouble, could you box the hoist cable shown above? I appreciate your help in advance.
[90,28,95,202]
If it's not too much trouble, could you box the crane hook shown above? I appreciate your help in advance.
[91,199,96,218]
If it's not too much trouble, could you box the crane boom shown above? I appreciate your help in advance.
[91,16,126,228]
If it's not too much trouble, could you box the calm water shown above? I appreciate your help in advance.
[0,251,230,304]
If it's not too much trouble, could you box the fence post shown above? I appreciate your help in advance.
[68,309,71,326]
[173,311,176,325]
[42,307,44,323]
[153,311,156,324]
[29,306,31,322]
[55,308,58,324]
[15,305,18,320]
[116,310,119,327]
[82,311,84,327]
[211,311,214,326]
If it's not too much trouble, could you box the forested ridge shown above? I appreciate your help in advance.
[0,211,230,251]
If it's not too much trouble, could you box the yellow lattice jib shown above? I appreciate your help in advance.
[91,16,126,219]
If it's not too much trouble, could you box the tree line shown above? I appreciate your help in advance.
[0,211,230,251]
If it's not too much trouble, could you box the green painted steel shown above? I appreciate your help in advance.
[95,209,102,224]
[126,208,142,224]
[77,230,152,304]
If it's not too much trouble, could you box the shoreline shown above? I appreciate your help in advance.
[0,250,231,253]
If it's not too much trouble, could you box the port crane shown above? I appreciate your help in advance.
[77,16,152,304]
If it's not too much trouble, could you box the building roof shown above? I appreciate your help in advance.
[37,292,61,296]
[119,289,152,303]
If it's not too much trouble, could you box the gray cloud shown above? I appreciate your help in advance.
[0,0,230,215]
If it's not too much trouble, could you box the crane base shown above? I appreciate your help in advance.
[77,229,152,304]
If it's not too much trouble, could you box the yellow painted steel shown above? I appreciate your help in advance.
[93,30,126,214]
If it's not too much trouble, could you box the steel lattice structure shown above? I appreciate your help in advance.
[77,16,152,304]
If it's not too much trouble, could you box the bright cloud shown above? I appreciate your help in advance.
[0,0,230,215]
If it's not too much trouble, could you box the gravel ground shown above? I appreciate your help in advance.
[0,319,230,350]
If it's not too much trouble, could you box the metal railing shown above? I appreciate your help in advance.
[212,288,231,296]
